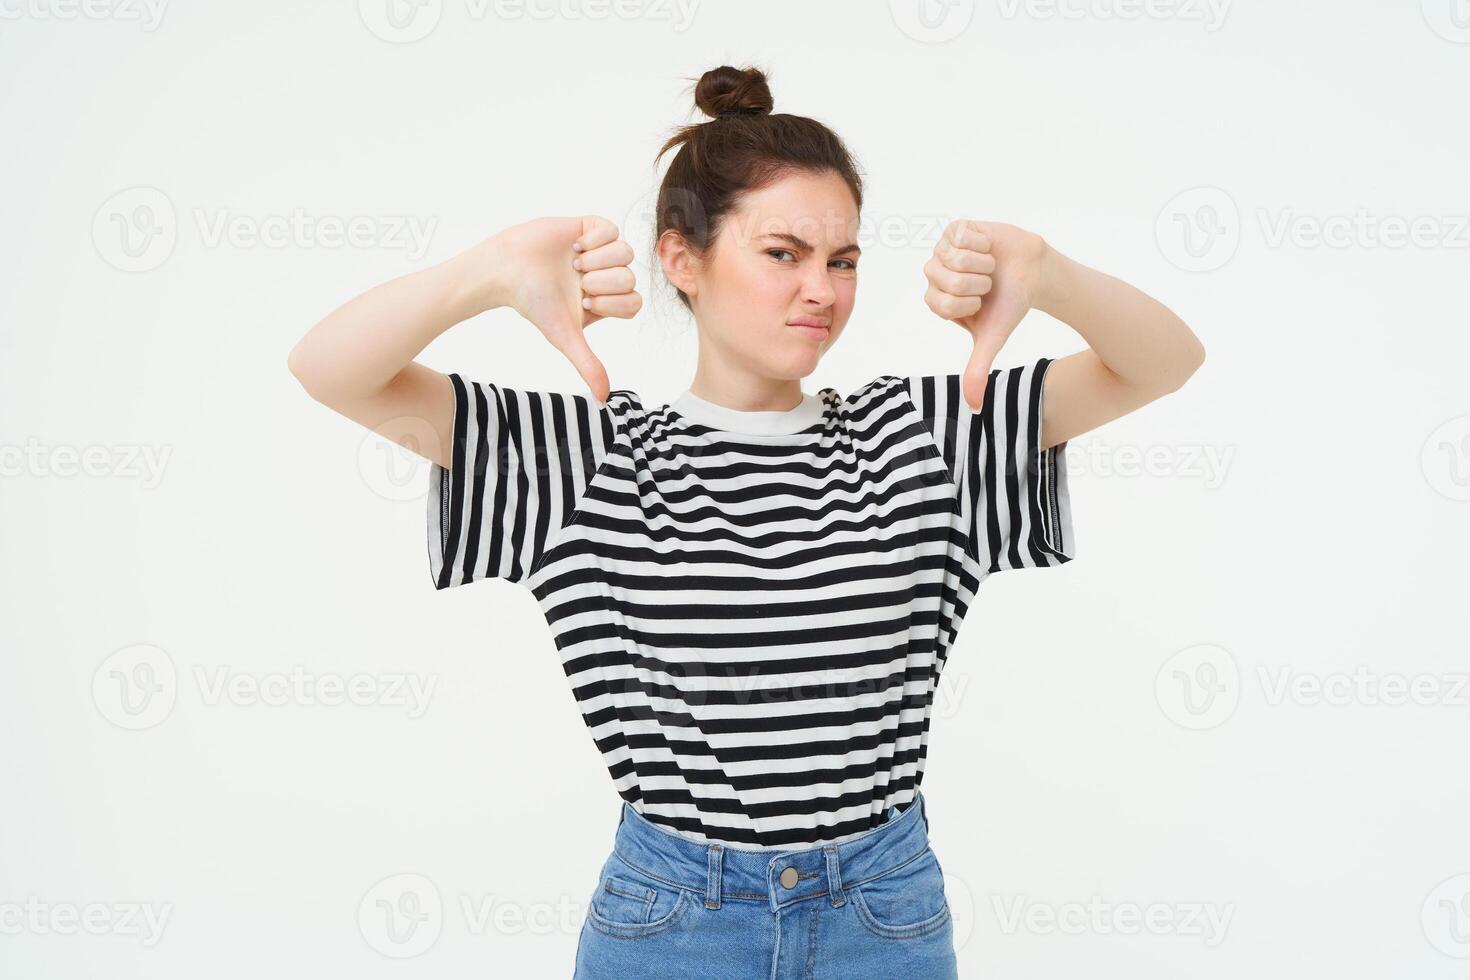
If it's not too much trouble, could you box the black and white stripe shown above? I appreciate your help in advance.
[426,359,1075,849]
[902,358,1073,575]
[428,376,616,587]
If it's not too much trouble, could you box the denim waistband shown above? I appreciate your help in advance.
[608,792,934,915]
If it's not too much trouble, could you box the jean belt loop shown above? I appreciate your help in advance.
[705,844,723,910]
[823,846,845,908]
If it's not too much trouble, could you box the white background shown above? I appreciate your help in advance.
[3,1,1468,977]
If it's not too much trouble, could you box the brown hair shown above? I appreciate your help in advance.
[652,65,866,312]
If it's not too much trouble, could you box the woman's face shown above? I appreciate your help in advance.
[671,170,860,382]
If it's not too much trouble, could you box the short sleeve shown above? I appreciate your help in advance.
[902,357,1075,574]
[427,373,618,589]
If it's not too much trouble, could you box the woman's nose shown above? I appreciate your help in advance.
[801,272,837,306]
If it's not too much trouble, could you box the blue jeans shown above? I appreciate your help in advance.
[572,790,957,979]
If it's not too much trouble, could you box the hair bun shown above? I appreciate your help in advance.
[694,65,774,120]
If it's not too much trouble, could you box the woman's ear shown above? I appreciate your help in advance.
[656,228,701,300]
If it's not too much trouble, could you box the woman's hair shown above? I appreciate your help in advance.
[653,65,865,312]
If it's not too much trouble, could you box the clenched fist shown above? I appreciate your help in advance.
[497,215,642,404]
[924,219,1048,412]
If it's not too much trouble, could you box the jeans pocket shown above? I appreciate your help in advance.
[585,859,691,939]
[851,845,952,940]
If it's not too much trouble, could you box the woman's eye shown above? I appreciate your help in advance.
[767,249,856,271]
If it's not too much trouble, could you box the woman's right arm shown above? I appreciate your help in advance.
[287,216,638,470]
[287,235,508,469]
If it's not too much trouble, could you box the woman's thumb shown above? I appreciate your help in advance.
[961,326,1005,414]
[557,329,610,406]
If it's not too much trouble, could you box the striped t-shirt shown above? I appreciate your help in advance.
[428,358,1075,850]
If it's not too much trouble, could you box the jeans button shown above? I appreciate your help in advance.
[779,866,798,889]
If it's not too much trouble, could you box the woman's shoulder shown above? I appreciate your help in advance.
[837,373,912,409]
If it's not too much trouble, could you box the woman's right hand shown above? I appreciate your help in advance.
[492,215,642,404]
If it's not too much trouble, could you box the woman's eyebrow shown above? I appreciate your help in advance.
[761,232,862,256]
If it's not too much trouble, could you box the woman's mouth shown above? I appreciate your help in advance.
[787,317,830,341]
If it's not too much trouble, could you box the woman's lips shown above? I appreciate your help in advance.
[788,318,830,340]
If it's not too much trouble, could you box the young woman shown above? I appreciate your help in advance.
[289,65,1203,979]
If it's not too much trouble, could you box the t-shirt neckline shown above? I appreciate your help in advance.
[668,388,827,435]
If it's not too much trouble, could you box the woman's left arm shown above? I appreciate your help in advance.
[924,219,1207,451]
[1032,242,1207,450]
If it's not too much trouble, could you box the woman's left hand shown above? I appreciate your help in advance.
[924,219,1049,412]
